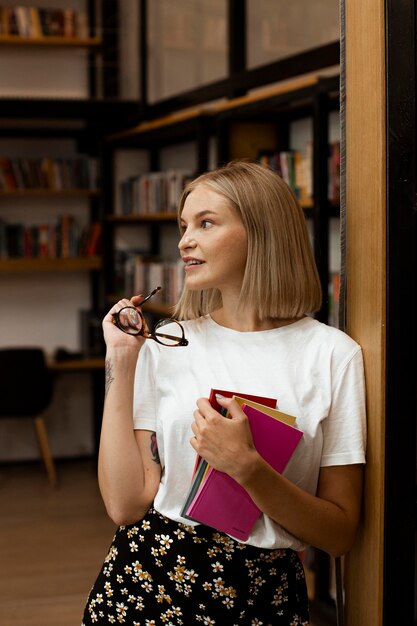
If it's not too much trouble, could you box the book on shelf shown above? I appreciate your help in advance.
[181,389,303,541]
[0,157,98,191]
[257,148,312,201]
[0,6,85,38]
[0,215,99,260]
[120,252,184,306]
[0,158,17,190]
[118,169,192,216]
[258,141,340,204]
[82,223,102,257]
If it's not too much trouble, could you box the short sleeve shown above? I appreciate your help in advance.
[133,341,159,431]
[321,347,367,467]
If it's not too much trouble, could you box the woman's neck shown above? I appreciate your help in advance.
[210,307,303,333]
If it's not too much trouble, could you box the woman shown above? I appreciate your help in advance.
[82,160,366,625]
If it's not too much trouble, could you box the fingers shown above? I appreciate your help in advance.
[130,294,144,306]
[106,293,145,318]
[105,297,136,321]
[194,397,246,424]
[190,421,199,437]
[216,396,244,419]
[195,397,221,421]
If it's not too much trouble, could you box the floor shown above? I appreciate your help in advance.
[0,460,115,626]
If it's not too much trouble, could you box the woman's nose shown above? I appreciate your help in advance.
[178,233,196,250]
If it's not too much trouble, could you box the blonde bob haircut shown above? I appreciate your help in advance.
[173,160,322,321]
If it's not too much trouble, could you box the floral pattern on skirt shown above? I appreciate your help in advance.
[82,508,309,625]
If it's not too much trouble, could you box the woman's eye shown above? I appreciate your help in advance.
[201,220,213,229]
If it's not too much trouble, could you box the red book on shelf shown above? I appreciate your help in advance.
[0,158,17,190]
[84,223,102,256]
[38,224,49,258]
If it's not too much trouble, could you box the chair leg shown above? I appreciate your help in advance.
[34,416,58,487]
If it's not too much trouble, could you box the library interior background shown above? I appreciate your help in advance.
[0,1,415,625]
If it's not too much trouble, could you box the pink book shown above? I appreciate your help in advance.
[190,389,277,478]
[185,403,303,541]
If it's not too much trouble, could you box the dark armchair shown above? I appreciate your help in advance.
[0,347,58,486]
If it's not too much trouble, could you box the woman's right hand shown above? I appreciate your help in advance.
[103,294,150,352]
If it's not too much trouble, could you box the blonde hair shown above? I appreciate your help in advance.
[173,160,322,320]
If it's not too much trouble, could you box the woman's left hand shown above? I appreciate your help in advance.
[190,396,257,478]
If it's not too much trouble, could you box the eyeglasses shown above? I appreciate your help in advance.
[111,286,189,347]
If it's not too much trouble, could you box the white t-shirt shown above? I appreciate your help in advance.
[133,315,366,550]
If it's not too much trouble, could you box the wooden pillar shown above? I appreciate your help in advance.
[344,1,386,625]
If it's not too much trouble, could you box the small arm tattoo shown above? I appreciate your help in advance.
[150,432,160,464]
[104,358,114,397]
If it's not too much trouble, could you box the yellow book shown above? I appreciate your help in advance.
[29,8,42,37]
[233,396,296,426]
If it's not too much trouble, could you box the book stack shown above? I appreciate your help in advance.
[181,389,303,541]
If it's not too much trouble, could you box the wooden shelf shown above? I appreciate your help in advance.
[0,256,102,273]
[107,74,325,144]
[0,35,102,48]
[108,106,213,143]
[107,213,178,223]
[0,188,101,198]
[212,74,321,114]
[49,357,104,371]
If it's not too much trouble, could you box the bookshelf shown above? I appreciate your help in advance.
[0,34,101,47]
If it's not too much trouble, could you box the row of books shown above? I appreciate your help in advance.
[118,169,193,216]
[257,141,341,203]
[0,6,89,38]
[0,157,99,192]
[0,217,101,259]
[258,147,313,202]
[115,250,184,306]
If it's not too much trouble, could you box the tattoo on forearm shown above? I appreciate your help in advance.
[150,432,160,464]
[104,359,114,398]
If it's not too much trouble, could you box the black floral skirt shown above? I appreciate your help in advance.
[82,508,309,625]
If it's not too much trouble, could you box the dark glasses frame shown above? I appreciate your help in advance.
[111,286,188,347]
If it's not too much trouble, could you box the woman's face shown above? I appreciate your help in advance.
[178,184,248,295]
